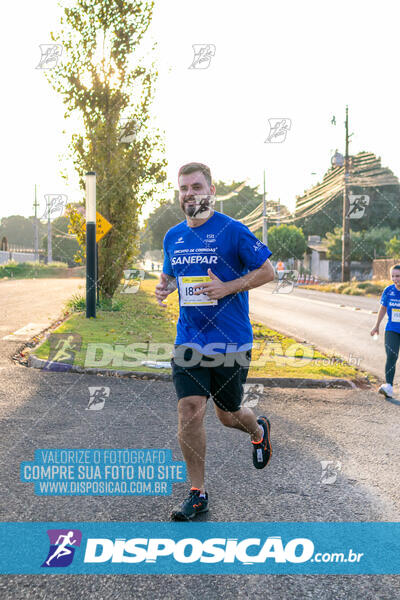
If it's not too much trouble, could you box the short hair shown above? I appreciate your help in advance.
[390,264,400,273]
[178,162,212,187]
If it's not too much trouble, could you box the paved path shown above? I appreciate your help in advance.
[0,278,83,366]
[250,285,385,379]
[0,279,399,598]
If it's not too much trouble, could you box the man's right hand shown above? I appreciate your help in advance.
[155,272,175,307]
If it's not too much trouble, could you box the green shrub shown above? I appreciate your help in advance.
[65,293,86,312]
[363,284,382,294]
[66,293,124,313]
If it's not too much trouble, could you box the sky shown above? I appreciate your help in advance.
[1,0,400,225]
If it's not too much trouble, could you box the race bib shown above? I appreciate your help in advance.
[392,308,400,322]
[178,275,218,306]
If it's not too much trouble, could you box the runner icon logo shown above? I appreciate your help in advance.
[44,333,82,371]
[188,44,216,69]
[347,195,370,219]
[273,270,299,294]
[121,269,145,294]
[36,44,63,69]
[41,529,82,568]
[86,386,110,410]
[242,384,264,408]
[320,460,342,485]
[265,118,292,143]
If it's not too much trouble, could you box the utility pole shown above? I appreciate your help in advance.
[220,198,223,213]
[262,169,267,244]
[47,196,52,264]
[341,105,350,282]
[33,184,39,262]
[277,198,281,227]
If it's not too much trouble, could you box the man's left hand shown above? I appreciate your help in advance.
[193,269,230,300]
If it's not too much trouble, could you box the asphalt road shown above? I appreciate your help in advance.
[0,278,84,363]
[250,284,385,379]
[0,279,399,599]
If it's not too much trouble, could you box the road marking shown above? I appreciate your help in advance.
[2,323,47,341]
[254,289,377,315]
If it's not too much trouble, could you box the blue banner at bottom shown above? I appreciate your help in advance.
[0,522,399,574]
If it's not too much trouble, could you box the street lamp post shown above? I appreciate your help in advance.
[86,172,97,318]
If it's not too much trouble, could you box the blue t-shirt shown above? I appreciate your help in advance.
[380,284,400,333]
[162,211,272,354]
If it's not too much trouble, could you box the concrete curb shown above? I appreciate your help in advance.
[28,355,358,388]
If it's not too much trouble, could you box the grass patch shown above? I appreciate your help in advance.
[303,280,389,296]
[31,278,371,380]
[0,261,84,279]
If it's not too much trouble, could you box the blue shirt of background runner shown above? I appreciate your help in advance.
[380,284,400,334]
[162,211,272,354]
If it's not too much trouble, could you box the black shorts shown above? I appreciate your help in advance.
[171,346,252,413]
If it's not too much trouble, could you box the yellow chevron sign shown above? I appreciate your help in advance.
[83,212,112,243]
[95,212,112,242]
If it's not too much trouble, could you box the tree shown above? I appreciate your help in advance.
[266,225,307,260]
[139,191,182,256]
[140,182,263,254]
[0,215,46,248]
[325,227,395,261]
[42,216,81,266]
[385,235,400,259]
[45,0,167,297]
[213,181,262,220]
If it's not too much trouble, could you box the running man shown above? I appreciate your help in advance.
[155,162,275,521]
[45,531,77,566]
[371,264,400,398]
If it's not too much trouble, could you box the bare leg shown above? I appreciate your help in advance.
[214,404,263,441]
[177,395,207,493]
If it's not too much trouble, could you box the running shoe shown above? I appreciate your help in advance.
[170,488,209,521]
[252,416,272,469]
[378,383,393,398]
